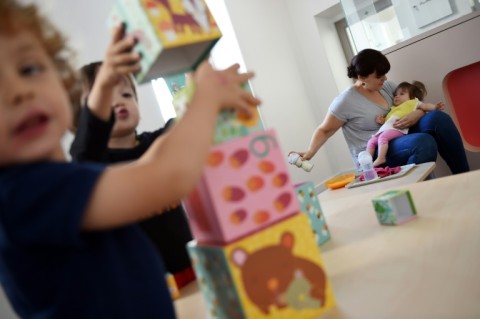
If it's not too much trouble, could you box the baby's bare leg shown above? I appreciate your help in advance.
[373,143,388,167]
[373,130,405,167]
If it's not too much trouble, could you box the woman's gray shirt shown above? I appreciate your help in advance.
[329,80,396,169]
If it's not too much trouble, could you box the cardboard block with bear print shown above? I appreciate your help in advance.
[372,190,417,225]
[187,213,335,319]
[294,181,330,246]
[110,0,222,84]
[183,129,298,244]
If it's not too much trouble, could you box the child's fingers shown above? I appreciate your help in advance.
[115,64,141,75]
[234,101,253,118]
[235,94,261,116]
[111,22,127,44]
[110,50,141,67]
[224,63,241,74]
[111,36,137,55]
[236,71,255,84]
[241,91,261,106]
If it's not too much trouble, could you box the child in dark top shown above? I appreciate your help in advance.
[70,59,195,288]
[0,1,260,318]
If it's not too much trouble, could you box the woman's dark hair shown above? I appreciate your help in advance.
[395,81,427,101]
[347,48,390,79]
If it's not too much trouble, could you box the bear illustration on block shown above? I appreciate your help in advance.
[230,232,327,315]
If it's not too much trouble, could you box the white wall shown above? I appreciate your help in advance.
[223,0,354,186]
[384,11,480,177]
[49,0,356,186]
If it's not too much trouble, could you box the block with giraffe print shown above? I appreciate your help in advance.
[110,0,222,83]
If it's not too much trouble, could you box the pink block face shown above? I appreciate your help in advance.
[186,130,299,244]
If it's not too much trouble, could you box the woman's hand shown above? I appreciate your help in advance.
[289,151,310,160]
[393,109,424,130]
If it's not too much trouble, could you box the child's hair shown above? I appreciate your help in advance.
[71,61,138,131]
[395,81,427,101]
[0,0,79,103]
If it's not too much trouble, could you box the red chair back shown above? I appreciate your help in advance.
[443,61,480,152]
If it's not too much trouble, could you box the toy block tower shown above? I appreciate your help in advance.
[178,88,335,318]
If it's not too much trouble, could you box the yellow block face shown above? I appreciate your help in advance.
[226,214,335,319]
[140,0,222,47]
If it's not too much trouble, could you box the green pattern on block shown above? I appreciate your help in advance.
[173,81,263,144]
[374,200,396,225]
[372,190,416,225]
[187,244,245,319]
[294,181,331,245]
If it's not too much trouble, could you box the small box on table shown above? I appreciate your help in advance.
[187,213,335,319]
[372,190,417,225]
[110,0,222,83]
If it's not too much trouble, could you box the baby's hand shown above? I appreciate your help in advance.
[193,62,261,116]
[95,23,141,89]
[435,102,445,110]
[375,115,385,124]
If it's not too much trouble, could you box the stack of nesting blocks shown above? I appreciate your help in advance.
[182,105,335,318]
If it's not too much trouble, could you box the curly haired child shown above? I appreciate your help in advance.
[0,1,260,318]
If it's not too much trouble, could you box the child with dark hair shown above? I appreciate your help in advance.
[0,1,260,318]
[367,80,445,167]
[70,56,195,287]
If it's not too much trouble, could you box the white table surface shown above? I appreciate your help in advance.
[174,169,480,319]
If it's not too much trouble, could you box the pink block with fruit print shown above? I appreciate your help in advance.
[183,129,300,245]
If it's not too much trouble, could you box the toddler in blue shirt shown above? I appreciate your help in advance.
[0,1,260,318]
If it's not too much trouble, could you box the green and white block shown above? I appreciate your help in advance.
[372,190,417,225]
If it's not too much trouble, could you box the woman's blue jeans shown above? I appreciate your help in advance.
[384,111,469,174]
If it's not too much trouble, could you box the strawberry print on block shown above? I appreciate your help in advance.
[183,129,300,244]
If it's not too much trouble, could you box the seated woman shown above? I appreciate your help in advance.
[293,48,469,174]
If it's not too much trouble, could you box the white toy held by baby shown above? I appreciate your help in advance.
[288,152,314,172]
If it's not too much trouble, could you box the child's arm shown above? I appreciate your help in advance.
[82,62,261,230]
[87,23,141,121]
[418,101,445,112]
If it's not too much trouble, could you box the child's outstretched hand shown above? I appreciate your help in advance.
[193,62,261,116]
[435,102,445,110]
[95,22,141,89]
